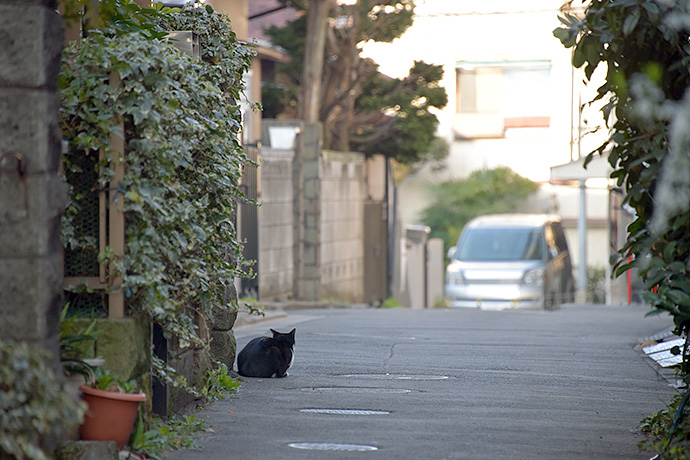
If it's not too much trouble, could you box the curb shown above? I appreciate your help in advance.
[261,301,373,311]
[234,310,288,328]
[233,301,374,328]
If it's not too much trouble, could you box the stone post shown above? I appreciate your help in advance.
[0,1,65,358]
[261,120,323,301]
[298,123,322,301]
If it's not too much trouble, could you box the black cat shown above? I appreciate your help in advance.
[237,328,295,378]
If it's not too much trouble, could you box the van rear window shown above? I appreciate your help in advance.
[456,227,544,261]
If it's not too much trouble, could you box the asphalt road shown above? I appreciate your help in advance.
[163,304,674,460]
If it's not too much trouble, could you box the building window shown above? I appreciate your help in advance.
[454,60,552,139]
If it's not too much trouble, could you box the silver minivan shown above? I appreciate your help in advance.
[445,214,575,310]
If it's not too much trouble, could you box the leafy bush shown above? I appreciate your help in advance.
[132,414,207,458]
[420,167,539,250]
[555,1,690,456]
[640,392,690,460]
[380,297,403,309]
[586,267,606,304]
[202,363,241,401]
[0,340,86,460]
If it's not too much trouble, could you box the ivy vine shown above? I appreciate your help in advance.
[59,5,255,348]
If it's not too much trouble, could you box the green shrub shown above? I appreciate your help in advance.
[0,340,87,460]
[380,297,403,309]
[132,414,207,458]
[556,1,690,456]
[420,167,539,250]
[640,392,690,460]
[586,267,606,304]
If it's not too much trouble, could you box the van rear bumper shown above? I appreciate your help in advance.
[445,283,544,310]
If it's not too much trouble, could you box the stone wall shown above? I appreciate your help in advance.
[320,151,365,301]
[0,1,65,358]
[259,120,369,303]
[257,147,295,300]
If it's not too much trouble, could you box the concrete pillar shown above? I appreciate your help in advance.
[404,225,430,309]
[262,120,323,301]
[0,1,65,356]
[577,179,588,303]
[426,238,445,308]
[297,123,322,301]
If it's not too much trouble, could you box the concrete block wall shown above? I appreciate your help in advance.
[319,151,365,302]
[0,2,65,356]
[258,147,296,300]
[260,120,370,303]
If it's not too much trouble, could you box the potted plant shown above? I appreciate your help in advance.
[79,368,147,450]
[59,304,103,390]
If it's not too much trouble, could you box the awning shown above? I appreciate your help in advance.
[550,154,612,182]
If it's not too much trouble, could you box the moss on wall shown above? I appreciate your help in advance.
[69,317,150,382]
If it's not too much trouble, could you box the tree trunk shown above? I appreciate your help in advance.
[300,0,331,122]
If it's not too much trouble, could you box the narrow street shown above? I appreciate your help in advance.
[164,304,674,460]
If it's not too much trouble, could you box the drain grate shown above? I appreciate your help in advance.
[289,443,378,452]
[339,373,450,381]
[299,408,390,415]
[300,387,413,394]
[397,375,449,381]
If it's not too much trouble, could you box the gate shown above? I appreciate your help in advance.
[363,201,388,303]
[238,144,260,298]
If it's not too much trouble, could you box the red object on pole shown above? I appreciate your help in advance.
[626,254,632,305]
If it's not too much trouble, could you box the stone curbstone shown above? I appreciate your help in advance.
[56,440,118,460]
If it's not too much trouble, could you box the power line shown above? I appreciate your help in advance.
[416,7,584,18]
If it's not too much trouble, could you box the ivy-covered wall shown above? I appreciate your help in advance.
[58,3,254,408]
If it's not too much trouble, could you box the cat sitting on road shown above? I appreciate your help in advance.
[237,328,295,378]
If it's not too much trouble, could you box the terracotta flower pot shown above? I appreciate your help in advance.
[79,384,147,450]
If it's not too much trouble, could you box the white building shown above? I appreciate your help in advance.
[363,0,631,303]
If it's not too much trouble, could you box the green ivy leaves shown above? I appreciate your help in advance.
[59,7,254,348]
[0,340,87,460]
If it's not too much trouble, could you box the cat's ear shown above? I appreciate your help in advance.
[270,328,278,336]
[288,328,296,337]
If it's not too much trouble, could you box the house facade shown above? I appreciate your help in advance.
[363,0,627,302]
